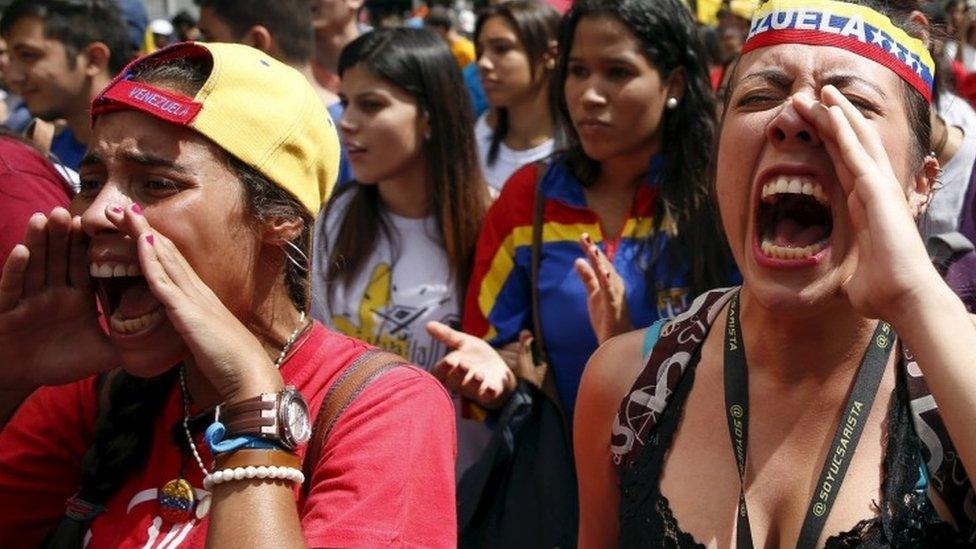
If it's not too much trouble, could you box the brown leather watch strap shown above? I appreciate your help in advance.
[219,393,278,437]
[215,449,300,470]
[224,399,276,415]
[222,417,276,434]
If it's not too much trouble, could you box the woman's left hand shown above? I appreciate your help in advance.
[107,204,283,401]
[792,86,945,320]
[575,233,633,344]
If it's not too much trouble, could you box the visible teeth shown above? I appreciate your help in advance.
[89,262,142,278]
[109,307,164,334]
[760,176,829,205]
[760,239,829,260]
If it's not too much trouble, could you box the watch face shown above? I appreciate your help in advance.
[282,390,311,447]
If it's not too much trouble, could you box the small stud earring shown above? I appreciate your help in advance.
[666,97,679,110]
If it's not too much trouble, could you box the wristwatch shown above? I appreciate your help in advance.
[216,386,312,450]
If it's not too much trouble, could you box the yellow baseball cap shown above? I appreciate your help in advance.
[92,42,340,215]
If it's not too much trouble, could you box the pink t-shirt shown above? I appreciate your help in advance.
[0,323,457,548]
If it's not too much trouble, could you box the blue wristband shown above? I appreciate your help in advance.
[204,421,283,454]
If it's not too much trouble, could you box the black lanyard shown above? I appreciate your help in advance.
[723,291,895,549]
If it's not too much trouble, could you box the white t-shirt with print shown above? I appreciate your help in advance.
[475,112,554,192]
[310,190,492,477]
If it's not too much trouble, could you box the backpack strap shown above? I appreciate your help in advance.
[301,349,407,497]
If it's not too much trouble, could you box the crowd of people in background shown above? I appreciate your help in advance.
[0,0,973,547]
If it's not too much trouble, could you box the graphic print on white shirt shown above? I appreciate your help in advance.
[311,190,492,477]
[311,191,459,371]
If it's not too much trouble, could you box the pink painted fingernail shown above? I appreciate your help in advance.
[110,206,123,214]
[131,203,143,215]
[145,234,154,245]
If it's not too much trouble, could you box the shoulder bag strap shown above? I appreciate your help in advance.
[529,161,571,433]
[301,349,407,497]
[530,161,548,363]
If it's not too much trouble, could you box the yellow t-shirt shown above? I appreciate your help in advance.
[451,37,476,67]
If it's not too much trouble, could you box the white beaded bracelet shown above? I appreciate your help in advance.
[203,465,305,490]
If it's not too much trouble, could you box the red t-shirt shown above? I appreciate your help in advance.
[0,323,457,548]
[0,136,72,266]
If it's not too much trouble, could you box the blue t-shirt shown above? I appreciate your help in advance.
[50,127,86,172]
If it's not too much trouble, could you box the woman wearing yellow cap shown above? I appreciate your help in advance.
[575,0,976,546]
[0,43,456,547]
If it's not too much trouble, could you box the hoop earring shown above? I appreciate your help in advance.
[284,240,309,272]
[666,97,679,110]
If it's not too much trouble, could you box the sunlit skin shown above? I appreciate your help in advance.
[338,64,429,217]
[476,16,541,107]
[572,38,976,549]
[2,16,92,122]
[563,16,679,165]
[74,110,268,379]
[717,44,926,317]
[475,14,555,152]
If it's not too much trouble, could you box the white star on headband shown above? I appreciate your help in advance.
[869,28,887,48]
[886,40,904,61]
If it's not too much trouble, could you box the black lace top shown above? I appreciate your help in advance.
[617,350,967,548]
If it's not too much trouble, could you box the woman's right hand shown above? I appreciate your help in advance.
[0,208,118,390]
[426,321,517,409]
[574,233,633,344]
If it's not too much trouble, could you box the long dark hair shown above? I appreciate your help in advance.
[43,56,314,548]
[321,28,488,307]
[475,0,560,166]
[554,0,730,296]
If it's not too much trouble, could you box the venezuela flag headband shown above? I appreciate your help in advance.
[742,0,935,102]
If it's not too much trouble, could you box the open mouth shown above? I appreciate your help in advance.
[90,262,165,335]
[756,175,833,261]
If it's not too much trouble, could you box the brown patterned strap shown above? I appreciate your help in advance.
[215,449,300,470]
[301,350,407,497]
[612,288,735,471]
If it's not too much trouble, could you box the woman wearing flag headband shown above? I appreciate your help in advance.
[575,0,976,546]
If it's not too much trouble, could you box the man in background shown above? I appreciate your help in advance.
[0,0,131,170]
[425,6,475,68]
[196,0,353,186]
[310,0,366,93]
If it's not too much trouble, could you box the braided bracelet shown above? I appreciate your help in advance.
[203,465,305,490]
